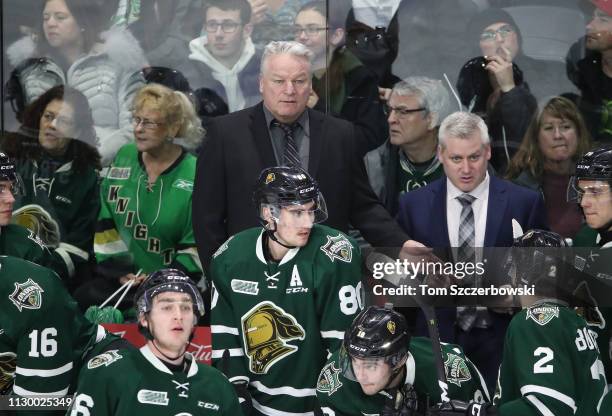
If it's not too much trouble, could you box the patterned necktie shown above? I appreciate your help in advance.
[457,193,476,264]
[272,120,301,167]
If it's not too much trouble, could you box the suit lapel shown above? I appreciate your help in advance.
[431,179,451,247]
[250,102,277,167]
[308,108,324,176]
[484,176,508,246]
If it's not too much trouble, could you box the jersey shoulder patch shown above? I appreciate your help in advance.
[213,235,235,259]
[525,304,560,326]
[87,350,123,369]
[317,360,343,396]
[320,233,353,263]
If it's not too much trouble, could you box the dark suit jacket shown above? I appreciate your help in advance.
[396,175,548,249]
[193,102,408,270]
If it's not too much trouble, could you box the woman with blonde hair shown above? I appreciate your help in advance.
[75,83,204,310]
[506,96,593,238]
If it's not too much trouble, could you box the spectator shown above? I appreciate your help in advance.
[396,111,547,389]
[193,40,411,275]
[2,85,101,287]
[75,83,203,310]
[567,0,612,144]
[293,1,387,155]
[365,76,452,216]
[5,0,146,166]
[506,96,592,239]
[180,0,261,112]
[457,7,538,174]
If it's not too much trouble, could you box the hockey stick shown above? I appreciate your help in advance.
[366,252,450,404]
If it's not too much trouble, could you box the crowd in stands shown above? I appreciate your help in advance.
[2,0,612,413]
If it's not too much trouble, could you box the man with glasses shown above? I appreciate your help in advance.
[181,0,261,112]
[366,76,451,216]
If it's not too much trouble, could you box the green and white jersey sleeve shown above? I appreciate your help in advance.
[94,143,201,277]
[316,337,489,416]
[70,346,243,415]
[210,225,363,415]
[0,256,108,409]
[494,301,609,416]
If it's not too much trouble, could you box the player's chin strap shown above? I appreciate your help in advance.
[151,338,187,362]
[263,222,296,249]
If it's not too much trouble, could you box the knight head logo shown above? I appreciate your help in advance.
[9,279,44,312]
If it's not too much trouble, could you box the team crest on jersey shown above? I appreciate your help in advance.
[317,361,343,395]
[231,279,259,295]
[172,179,194,192]
[0,352,17,394]
[526,305,559,326]
[87,350,123,369]
[9,278,44,311]
[241,301,305,374]
[320,234,353,263]
[137,389,169,406]
[444,353,471,387]
[213,236,234,259]
[107,167,131,179]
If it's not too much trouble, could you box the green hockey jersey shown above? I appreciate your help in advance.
[94,143,201,277]
[69,345,242,415]
[210,225,364,415]
[13,157,100,279]
[494,300,609,416]
[0,224,59,274]
[0,256,110,411]
[316,337,490,415]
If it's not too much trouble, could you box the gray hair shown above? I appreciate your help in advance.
[260,41,314,75]
[438,111,490,147]
[391,77,451,128]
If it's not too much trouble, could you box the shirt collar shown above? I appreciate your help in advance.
[447,172,489,201]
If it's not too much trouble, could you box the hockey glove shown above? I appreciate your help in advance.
[428,400,497,416]
[382,383,419,416]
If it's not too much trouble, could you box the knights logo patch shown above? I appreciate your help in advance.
[316,361,343,396]
[241,301,305,374]
[387,321,396,335]
[265,173,275,184]
[444,353,472,387]
[87,350,123,369]
[9,279,44,312]
[320,234,353,263]
[526,305,559,326]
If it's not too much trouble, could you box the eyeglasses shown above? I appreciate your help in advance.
[384,104,426,117]
[131,116,162,130]
[292,25,328,37]
[480,25,515,42]
[41,111,75,129]
[205,20,242,33]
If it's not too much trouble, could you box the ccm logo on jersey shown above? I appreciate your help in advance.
[197,401,220,410]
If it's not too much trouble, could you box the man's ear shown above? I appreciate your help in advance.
[139,314,148,328]
[329,28,345,47]
[243,22,253,38]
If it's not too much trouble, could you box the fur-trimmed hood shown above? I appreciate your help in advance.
[7,26,147,71]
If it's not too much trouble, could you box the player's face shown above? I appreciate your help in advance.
[142,292,195,356]
[38,99,76,155]
[538,112,578,164]
[352,357,393,395]
[478,22,519,60]
[586,9,612,52]
[204,7,248,61]
[0,180,16,225]
[132,105,178,154]
[438,133,491,193]
[43,0,83,51]
[579,179,612,230]
[274,201,316,247]
[294,9,328,60]
[387,93,432,147]
[260,53,312,124]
